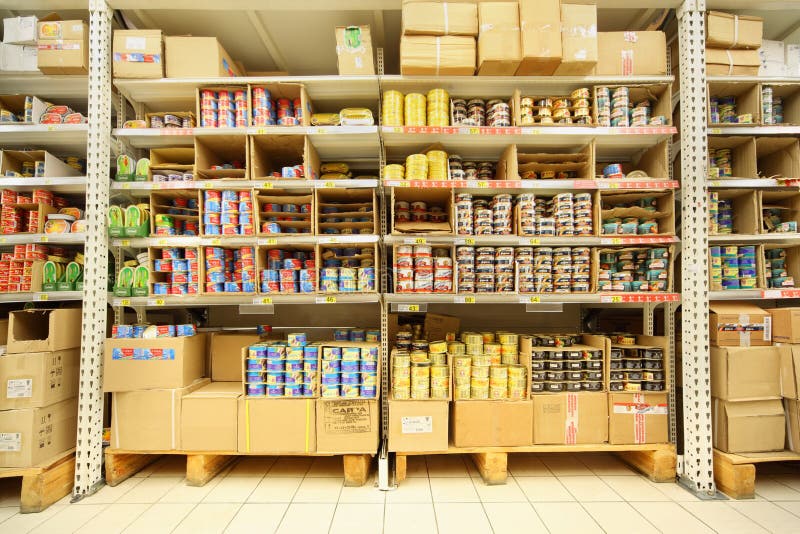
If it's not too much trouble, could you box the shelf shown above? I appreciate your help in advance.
[109,0,683,8]
[0,177,87,194]
[111,293,381,307]
[707,179,797,188]
[0,291,82,303]
[0,233,85,246]
[384,179,679,192]
[708,76,800,84]
[0,124,88,154]
[384,235,679,247]
[0,74,88,101]
[709,234,800,244]
[110,178,378,197]
[708,126,800,135]
[111,234,378,248]
[709,289,800,300]
[385,293,680,305]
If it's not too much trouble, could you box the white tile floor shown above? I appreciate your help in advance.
[3,453,800,533]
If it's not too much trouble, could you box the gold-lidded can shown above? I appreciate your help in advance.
[410,350,429,363]
[428,340,447,353]
[490,385,509,399]
[431,386,450,399]
[481,331,495,343]
[430,352,447,365]
[454,383,471,400]
[448,341,466,354]
[471,364,490,379]
[393,387,411,400]
[411,386,430,399]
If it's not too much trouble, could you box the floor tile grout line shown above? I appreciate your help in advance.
[425,456,441,534]
[167,502,201,534]
[722,498,800,531]
[270,457,300,531]
[464,464,495,533]
[674,499,740,534]
[773,500,800,520]
[65,502,112,534]
[119,501,159,533]
[218,503,244,534]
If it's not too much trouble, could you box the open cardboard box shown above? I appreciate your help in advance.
[599,190,676,237]
[194,85,248,127]
[316,188,378,236]
[497,142,593,181]
[7,307,81,354]
[595,141,670,181]
[198,187,255,237]
[0,150,81,178]
[511,89,589,128]
[255,188,315,236]
[515,190,600,237]
[522,333,609,393]
[148,245,200,297]
[317,242,379,294]
[194,135,248,180]
[149,147,195,181]
[710,189,759,235]
[250,135,320,181]
[708,136,758,179]
[391,187,453,235]
[5,203,56,233]
[763,244,800,290]
[759,190,800,235]
[256,243,317,295]
[149,190,200,238]
[593,84,672,127]
[610,335,671,393]
[0,95,48,124]
[198,244,257,296]
[762,84,800,126]
[145,111,195,129]
[393,243,455,294]
[756,137,800,180]
[594,245,675,293]
[248,83,311,127]
[708,82,760,125]
[708,243,766,291]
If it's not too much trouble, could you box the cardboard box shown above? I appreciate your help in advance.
[786,398,800,452]
[402,2,478,36]
[757,138,800,180]
[3,15,42,45]
[608,393,668,444]
[596,32,667,76]
[113,29,164,79]
[713,398,784,453]
[706,11,763,50]
[238,397,316,453]
[391,187,453,235]
[0,398,77,468]
[708,137,758,179]
[0,348,79,410]
[554,3,597,76]
[706,48,760,77]
[709,302,772,347]
[111,379,208,450]
[0,44,37,72]
[451,400,533,447]
[711,346,781,401]
[165,36,241,78]
[424,313,460,344]
[335,26,375,76]
[0,318,8,347]
[477,2,521,76]
[400,35,476,76]
[316,399,379,454]
[7,308,81,355]
[770,308,800,344]
[103,333,207,392]
[37,20,89,75]
[0,150,82,178]
[787,44,800,77]
[209,332,260,382]
[181,382,241,451]
[388,399,449,452]
[779,344,800,399]
[532,392,608,445]
[516,0,561,76]
[759,39,786,77]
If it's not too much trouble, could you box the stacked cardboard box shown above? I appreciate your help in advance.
[706,11,762,76]
[553,3,597,76]
[710,302,785,453]
[516,0,561,75]
[400,0,477,76]
[0,308,82,467]
[37,18,89,75]
[770,308,800,453]
[1,15,46,72]
[476,2,521,76]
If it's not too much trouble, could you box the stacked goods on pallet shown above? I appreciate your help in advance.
[706,11,762,77]
[770,308,800,453]
[0,308,82,467]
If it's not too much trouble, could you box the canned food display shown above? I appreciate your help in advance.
[601,193,669,236]
[765,248,796,290]
[709,245,757,292]
[528,335,605,394]
[316,189,375,235]
[518,89,592,126]
[260,248,317,294]
[596,86,667,128]
[201,190,254,236]
[597,247,671,293]
[516,192,594,237]
[318,245,376,293]
[258,194,313,235]
[608,341,666,393]
[395,198,449,228]
[246,335,319,398]
[203,246,256,294]
[149,247,200,296]
[395,245,453,294]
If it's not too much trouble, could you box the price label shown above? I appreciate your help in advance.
[119,298,131,306]
[323,181,336,188]
[521,128,541,135]
[0,238,6,244]
[256,128,268,135]
[153,182,164,190]
[157,239,167,246]
[36,293,49,301]
[321,237,339,243]
[119,239,130,246]
[40,236,48,243]
[398,304,420,312]
[315,296,337,304]
[203,182,213,189]
[528,296,541,303]
[254,297,273,305]
[464,238,475,246]
[709,180,721,187]
[476,181,489,188]
[469,127,480,135]
[264,238,278,245]
[395,181,410,187]
[47,125,57,131]
[316,128,328,134]
[148,298,165,306]
[454,295,476,304]
[261,182,274,189]
[601,295,623,303]
[210,238,222,246]
[404,237,426,245]
[528,238,541,245]
[709,128,722,134]
[121,183,132,189]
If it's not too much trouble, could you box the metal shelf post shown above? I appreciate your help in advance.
[677,0,716,495]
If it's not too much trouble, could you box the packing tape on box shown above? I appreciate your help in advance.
[725,50,734,76]
[612,393,669,444]
[733,15,739,48]
[435,37,441,77]
[443,2,449,35]
[565,392,578,445]
[244,398,312,453]
[739,312,751,347]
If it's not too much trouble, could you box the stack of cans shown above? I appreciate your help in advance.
[319,246,375,293]
[382,90,404,126]
[427,89,449,127]
[763,86,774,124]
[486,100,511,127]
[449,159,494,180]
[455,193,473,234]
[404,153,428,180]
[707,192,733,234]
[199,89,248,128]
[451,331,526,400]
[320,344,379,398]
[596,86,611,126]
[391,344,449,400]
[597,248,670,292]
[334,328,380,342]
[260,248,316,294]
[764,208,798,233]
[517,193,593,237]
[154,198,199,236]
[259,200,312,234]
[530,342,603,393]
[601,196,661,235]
[426,150,449,180]
[251,87,276,126]
[708,148,733,178]
[152,247,199,295]
[454,246,517,293]
[245,338,318,398]
[404,93,426,126]
[609,345,664,392]
[766,248,795,289]
[518,247,591,294]
[451,98,469,125]
[395,245,452,293]
[202,190,253,236]
[203,246,256,294]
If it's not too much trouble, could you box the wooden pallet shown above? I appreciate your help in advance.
[395,443,676,486]
[714,449,800,499]
[0,449,75,513]
[105,449,373,487]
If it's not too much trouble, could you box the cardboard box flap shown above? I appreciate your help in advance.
[185,381,242,398]
[725,399,784,418]
[709,301,770,315]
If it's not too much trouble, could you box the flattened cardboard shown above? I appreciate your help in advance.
[770,308,800,344]
[113,29,164,79]
[516,0,561,76]
[209,332,260,382]
[0,398,77,468]
[554,3,597,76]
[111,379,209,451]
[181,382,241,451]
[0,348,79,410]
[0,150,81,178]
[713,398,784,453]
[709,301,772,347]
[388,399,449,452]
[596,31,667,76]
[7,308,81,355]
[238,397,316,454]
[103,333,206,392]
[402,2,478,36]
[316,399,379,454]
[710,346,781,401]
[165,36,241,78]
[532,392,608,445]
[451,400,533,447]
[400,35,476,76]
[706,11,763,50]
[608,392,668,445]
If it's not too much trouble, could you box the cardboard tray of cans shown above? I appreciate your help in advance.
[525,334,609,394]
[609,335,669,393]
[257,244,317,296]
[255,189,314,236]
[593,84,672,128]
[393,188,453,235]
[145,111,196,129]
[317,188,378,237]
[599,191,676,237]
[513,88,594,127]
[394,244,454,294]
[149,147,195,182]
[149,190,200,238]
[512,192,599,238]
[250,135,320,181]
[149,246,200,296]
[497,143,594,181]
[449,331,529,401]
[709,244,765,292]
[196,83,311,129]
[595,246,674,293]
[390,345,452,401]
[318,242,378,294]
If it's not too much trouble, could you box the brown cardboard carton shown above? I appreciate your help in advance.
[316,399,379,454]
[400,35,476,76]
[103,333,206,392]
[517,0,561,76]
[0,318,8,346]
[164,36,241,78]
[476,2,521,76]
[0,398,77,468]
[238,397,316,453]
[786,398,800,452]
[36,20,88,75]
[553,4,597,76]
[608,393,668,444]
[711,346,781,400]
[424,313,460,343]
[770,308,800,344]
[112,29,164,79]
[388,399,449,452]
[112,379,209,450]
[596,32,667,76]
[779,344,800,399]
[532,392,608,445]
[713,398,784,453]
[709,302,772,347]
[706,48,760,76]
[707,11,763,50]
[451,400,533,447]
[181,382,241,451]
[209,332,261,382]
[402,2,478,36]
[335,26,375,76]
[0,349,79,410]
[7,308,81,355]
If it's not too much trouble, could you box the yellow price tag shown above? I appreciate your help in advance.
[121,183,131,189]
[157,239,167,246]
[324,296,337,303]
[0,238,6,244]
[256,128,268,135]
[260,297,273,304]
[37,293,49,301]
[261,182,274,189]
[40,236,48,243]
[394,181,410,187]
[465,238,475,246]
[119,298,131,306]
[464,296,475,304]
[529,296,541,303]
[476,181,489,188]
[211,238,222,245]
[203,182,213,189]
[469,127,480,135]
[265,238,278,245]
[153,298,165,306]
[407,304,420,312]
[323,181,336,188]
[612,238,622,245]
[529,238,541,245]
[316,128,328,134]
[710,128,722,134]
[414,237,427,244]
[121,239,131,246]
[47,125,57,131]
[611,296,622,303]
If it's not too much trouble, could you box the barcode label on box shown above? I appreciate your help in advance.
[7,379,32,398]
[0,433,21,452]
[401,416,433,434]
